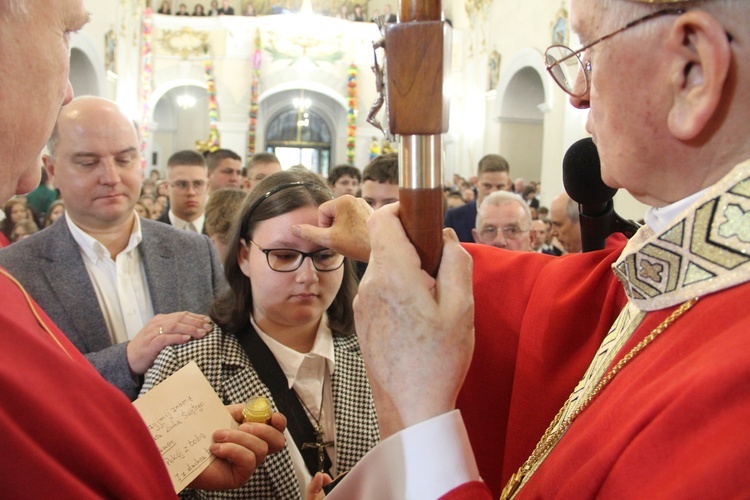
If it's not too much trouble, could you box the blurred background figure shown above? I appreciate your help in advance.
[327,164,361,198]
[204,188,246,262]
[472,191,535,251]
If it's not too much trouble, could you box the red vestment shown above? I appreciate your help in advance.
[0,268,176,498]
[450,242,750,498]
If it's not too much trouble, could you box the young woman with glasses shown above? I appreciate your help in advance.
[140,169,378,499]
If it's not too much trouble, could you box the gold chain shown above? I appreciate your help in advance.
[500,297,699,500]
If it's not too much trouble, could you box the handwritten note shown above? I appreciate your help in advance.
[133,361,237,493]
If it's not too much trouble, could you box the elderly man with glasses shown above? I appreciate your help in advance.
[0,97,225,401]
[473,191,536,252]
[296,0,750,498]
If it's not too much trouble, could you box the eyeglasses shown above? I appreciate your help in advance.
[248,239,345,273]
[170,179,208,193]
[545,8,686,97]
[478,225,529,242]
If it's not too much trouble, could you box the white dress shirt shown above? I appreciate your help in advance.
[168,210,205,234]
[66,212,154,345]
[252,314,337,495]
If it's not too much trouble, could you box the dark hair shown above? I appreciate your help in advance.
[211,169,357,338]
[206,148,241,173]
[477,154,510,175]
[362,153,398,184]
[167,150,207,168]
[328,164,362,185]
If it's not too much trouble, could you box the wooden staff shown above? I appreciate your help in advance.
[384,0,451,276]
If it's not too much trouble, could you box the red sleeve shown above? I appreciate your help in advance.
[457,243,627,497]
[0,270,176,498]
[439,481,493,499]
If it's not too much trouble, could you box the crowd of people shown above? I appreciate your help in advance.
[2,0,749,498]
[158,0,240,16]
[155,0,395,21]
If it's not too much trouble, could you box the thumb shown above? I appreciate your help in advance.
[292,223,331,248]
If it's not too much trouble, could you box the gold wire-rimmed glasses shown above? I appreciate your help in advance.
[545,8,686,97]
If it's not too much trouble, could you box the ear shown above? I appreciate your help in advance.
[529,227,538,248]
[42,155,57,185]
[471,228,480,243]
[666,11,732,141]
[237,239,252,278]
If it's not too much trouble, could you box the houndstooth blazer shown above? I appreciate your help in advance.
[141,325,379,499]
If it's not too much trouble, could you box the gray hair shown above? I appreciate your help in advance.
[565,195,579,224]
[476,191,531,228]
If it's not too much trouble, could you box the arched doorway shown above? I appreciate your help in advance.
[69,47,100,97]
[497,66,545,186]
[150,84,209,173]
[265,90,333,175]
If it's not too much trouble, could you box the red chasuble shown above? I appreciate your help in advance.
[451,242,750,498]
[0,268,176,498]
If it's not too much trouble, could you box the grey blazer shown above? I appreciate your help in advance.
[0,215,225,399]
[141,327,379,499]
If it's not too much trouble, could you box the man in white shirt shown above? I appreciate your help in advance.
[0,96,224,400]
[161,149,210,233]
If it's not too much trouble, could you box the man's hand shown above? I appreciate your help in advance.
[292,195,373,262]
[354,203,475,438]
[190,405,287,490]
[126,312,213,375]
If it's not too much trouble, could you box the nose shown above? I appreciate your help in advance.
[295,256,319,284]
[569,70,590,110]
[101,158,121,185]
[492,233,507,249]
[62,82,74,106]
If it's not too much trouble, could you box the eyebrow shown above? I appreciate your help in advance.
[70,147,138,160]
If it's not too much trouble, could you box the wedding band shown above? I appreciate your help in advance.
[158,327,163,336]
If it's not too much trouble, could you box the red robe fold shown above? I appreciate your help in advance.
[452,243,750,498]
[0,268,176,498]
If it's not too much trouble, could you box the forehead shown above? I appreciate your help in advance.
[335,174,358,183]
[478,171,510,184]
[216,157,241,169]
[57,108,137,152]
[480,202,526,224]
[361,180,399,196]
[169,165,207,179]
[250,162,281,177]
[253,205,318,240]
[570,0,600,40]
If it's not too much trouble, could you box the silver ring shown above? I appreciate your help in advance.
[158,327,163,335]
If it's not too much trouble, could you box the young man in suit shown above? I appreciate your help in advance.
[0,96,224,400]
[444,154,512,242]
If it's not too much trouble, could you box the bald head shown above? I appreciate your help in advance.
[47,97,138,159]
[43,97,142,232]
[549,192,581,254]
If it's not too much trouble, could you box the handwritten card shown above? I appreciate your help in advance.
[133,361,237,493]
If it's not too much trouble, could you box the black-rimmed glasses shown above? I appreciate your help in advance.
[545,8,686,97]
[247,240,345,272]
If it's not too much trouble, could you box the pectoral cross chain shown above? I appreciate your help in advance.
[302,424,333,473]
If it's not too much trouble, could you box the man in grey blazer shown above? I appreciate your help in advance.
[0,96,225,400]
